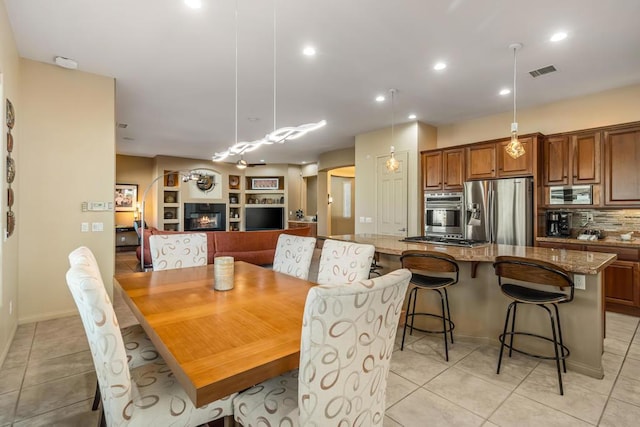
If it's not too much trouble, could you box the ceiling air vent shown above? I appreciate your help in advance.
[529,65,557,78]
[117,123,128,129]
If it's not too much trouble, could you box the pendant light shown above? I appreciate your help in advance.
[385,89,400,172]
[505,43,525,159]
[212,0,326,163]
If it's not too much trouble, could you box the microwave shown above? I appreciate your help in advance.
[549,185,593,205]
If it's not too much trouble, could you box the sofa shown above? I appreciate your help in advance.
[136,227,312,269]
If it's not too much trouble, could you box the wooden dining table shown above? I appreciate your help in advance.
[114,261,315,407]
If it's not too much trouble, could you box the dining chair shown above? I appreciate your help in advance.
[233,268,412,426]
[272,234,317,280]
[68,246,161,411]
[149,232,208,270]
[316,238,375,285]
[65,261,236,426]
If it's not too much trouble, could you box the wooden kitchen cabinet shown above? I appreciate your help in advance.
[422,148,465,191]
[544,131,600,186]
[467,136,536,180]
[604,126,640,206]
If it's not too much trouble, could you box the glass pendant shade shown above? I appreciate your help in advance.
[505,122,525,159]
[386,145,400,172]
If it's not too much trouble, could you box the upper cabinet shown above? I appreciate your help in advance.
[467,135,536,180]
[604,126,640,206]
[543,131,600,186]
[422,148,465,191]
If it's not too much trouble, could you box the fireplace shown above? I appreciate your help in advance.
[184,203,226,231]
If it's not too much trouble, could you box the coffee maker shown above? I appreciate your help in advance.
[546,211,572,237]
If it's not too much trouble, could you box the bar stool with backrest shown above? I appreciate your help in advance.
[400,250,459,361]
[493,255,574,395]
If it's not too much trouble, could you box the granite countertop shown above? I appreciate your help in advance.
[324,234,617,275]
[537,236,640,249]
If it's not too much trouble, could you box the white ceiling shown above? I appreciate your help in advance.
[5,0,640,165]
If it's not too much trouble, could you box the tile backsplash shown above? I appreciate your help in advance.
[569,209,640,234]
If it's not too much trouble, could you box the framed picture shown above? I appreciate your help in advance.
[115,184,138,211]
[251,177,279,190]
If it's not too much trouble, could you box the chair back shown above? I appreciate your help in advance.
[317,239,375,285]
[66,260,133,427]
[493,256,574,299]
[400,250,459,282]
[149,232,208,271]
[298,269,411,425]
[272,234,317,280]
[68,246,100,274]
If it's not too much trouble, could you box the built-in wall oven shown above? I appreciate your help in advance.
[424,192,464,238]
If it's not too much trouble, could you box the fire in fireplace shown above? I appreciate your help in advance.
[184,203,226,231]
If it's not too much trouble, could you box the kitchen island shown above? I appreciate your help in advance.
[326,234,617,379]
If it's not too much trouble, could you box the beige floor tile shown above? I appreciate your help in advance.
[29,333,90,362]
[489,393,592,427]
[14,371,96,421]
[34,315,85,340]
[383,415,403,427]
[23,350,95,387]
[455,345,538,391]
[0,364,25,395]
[13,323,36,340]
[386,371,420,407]
[0,391,18,425]
[619,355,640,378]
[386,388,484,427]
[599,398,640,427]
[1,341,31,369]
[627,342,640,360]
[12,398,99,427]
[405,334,478,364]
[394,327,427,350]
[514,367,608,424]
[390,348,450,386]
[610,374,640,407]
[604,319,637,343]
[604,337,630,356]
[482,422,499,427]
[424,367,511,418]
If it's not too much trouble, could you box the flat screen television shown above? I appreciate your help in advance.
[245,207,284,231]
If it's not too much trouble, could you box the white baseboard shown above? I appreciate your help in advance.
[0,323,18,369]
[18,308,80,325]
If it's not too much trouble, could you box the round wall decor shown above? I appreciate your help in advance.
[196,175,215,193]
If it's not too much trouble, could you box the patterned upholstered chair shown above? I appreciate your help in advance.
[149,232,208,271]
[68,246,161,411]
[233,269,412,426]
[316,239,375,285]
[272,234,317,280]
[66,259,236,426]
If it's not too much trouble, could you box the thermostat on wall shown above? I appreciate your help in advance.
[82,201,114,212]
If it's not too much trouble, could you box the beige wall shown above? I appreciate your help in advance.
[317,147,355,172]
[0,0,21,363]
[355,121,436,236]
[438,83,640,148]
[18,59,115,323]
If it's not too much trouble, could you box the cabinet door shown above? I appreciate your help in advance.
[544,136,570,185]
[467,144,496,179]
[604,260,640,307]
[443,148,464,190]
[604,127,640,205]
[422,151,443,190]
[497,136,534,177]
[572,132,601,184]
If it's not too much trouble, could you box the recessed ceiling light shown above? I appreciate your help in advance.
[433,62,447,71]
[302,46,316,56]
[260,159,265,163]
[375,95,386,102]
[550,32,567,42]
[301,161,307,164]
[54,56,78,69]
[408,114,417,120]
[184,0,202,9]
[499,88,511,96]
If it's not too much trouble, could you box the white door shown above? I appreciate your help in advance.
[377,151,408,236]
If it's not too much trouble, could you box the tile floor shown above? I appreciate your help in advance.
[1,251,639,426]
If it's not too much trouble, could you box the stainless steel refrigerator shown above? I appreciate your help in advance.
[463,177,533,246]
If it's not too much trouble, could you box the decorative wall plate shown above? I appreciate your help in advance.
[7,156,15,183]
[229,175,240,189]
[196,175,215,192]
[6,99,15,129]
[7,187,14,207]
[6,132,13,152]
[7,210,15,237]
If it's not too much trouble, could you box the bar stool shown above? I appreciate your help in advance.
[493,256,574,395]
[369,251,384,277]
[400,250,459,361]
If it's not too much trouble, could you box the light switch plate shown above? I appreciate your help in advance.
[574,274,586,290]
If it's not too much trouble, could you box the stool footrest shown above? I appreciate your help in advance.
[406,313,455,335]
[499,331,570,361]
